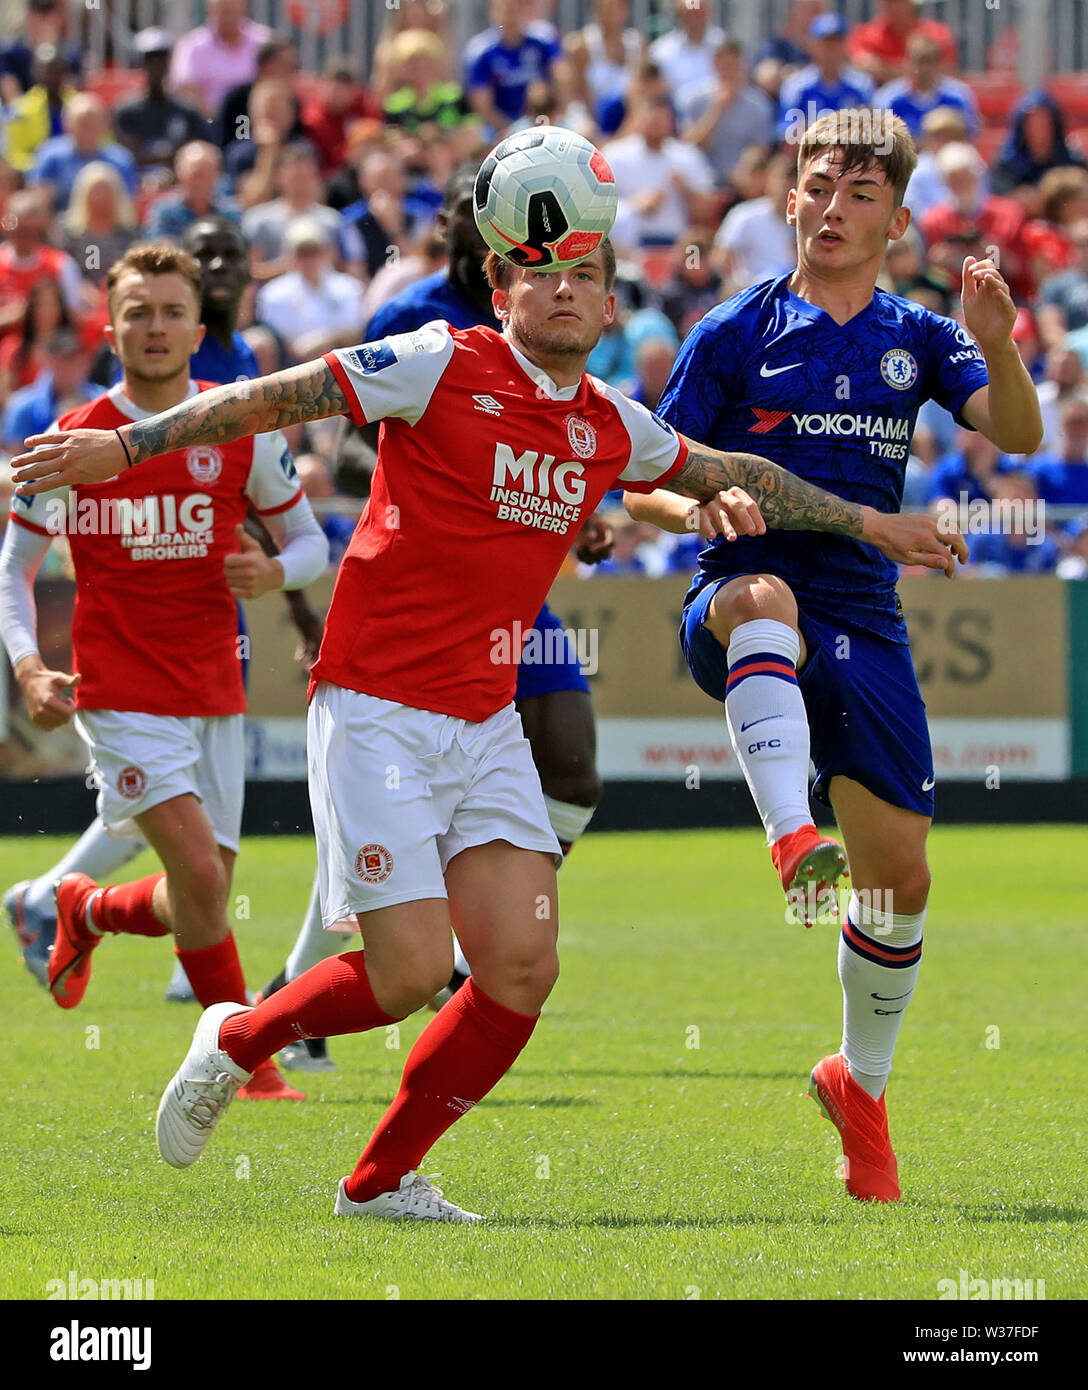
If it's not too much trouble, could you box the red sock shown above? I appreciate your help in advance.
[218,952,397,1073]
[90,873,169,937]
[345,978,538,1204]
[176,932,248,1010]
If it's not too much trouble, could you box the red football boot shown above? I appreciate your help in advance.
[808,1052,900,1203]
[49,873,104,1010]
[238,1058,306,1101]
[771,824,848,926]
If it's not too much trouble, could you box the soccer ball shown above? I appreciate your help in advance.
[473,125,617,273]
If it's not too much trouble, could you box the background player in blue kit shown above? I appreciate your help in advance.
[627,110,1042,1204]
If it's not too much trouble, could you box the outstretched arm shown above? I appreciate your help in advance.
[663,436,969,576]
[10,359,351,494]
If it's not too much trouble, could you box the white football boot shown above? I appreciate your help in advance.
[156,1002,253,1167]
[334,1172,484,1223]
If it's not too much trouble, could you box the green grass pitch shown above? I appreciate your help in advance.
[2,827,1084,1301]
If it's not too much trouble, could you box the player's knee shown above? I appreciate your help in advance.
[495,943,559,1007]
[880,860,930,915]
[173,852,229,913]
[705,574,796,645]
[538,763,602,808]
[371,945,454,1017]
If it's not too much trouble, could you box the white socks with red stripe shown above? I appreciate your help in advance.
[724,620,812,844]
[839,890,926,1101]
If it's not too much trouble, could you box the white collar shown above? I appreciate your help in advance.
[503,335,582,402]
[106,379,200,422]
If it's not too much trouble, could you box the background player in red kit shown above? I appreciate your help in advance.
[0,244,328,1100]
[12,241,963,1220]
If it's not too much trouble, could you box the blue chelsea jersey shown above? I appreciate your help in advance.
[366,271,498,338]
[657,274,990,640]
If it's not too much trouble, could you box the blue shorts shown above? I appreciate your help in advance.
[681,580,935,817]
[514,602,592,702]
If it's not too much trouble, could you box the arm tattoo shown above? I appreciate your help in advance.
[668,439,865,538]
[125,359,351,466]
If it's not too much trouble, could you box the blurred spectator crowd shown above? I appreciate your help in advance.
[3,0,1088,581]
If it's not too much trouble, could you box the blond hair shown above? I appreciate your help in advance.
[64,161,136,235]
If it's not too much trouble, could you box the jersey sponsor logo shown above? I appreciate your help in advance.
[748,408,792,434]
[759,362,802,378]
[880,349,919,391]
[279,446,297,481]
[344,340,398,375]
[565,414,597,459]
[749,409,912,442]
[473,394,504,416]
[116,766,148,801]
[355,843,393,884]
[490,443,586,534]
[186,446,223,486]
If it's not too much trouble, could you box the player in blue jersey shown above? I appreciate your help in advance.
[266,169,615,1017]
[628,110,1042,1204]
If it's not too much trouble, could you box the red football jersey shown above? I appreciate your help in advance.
[10,382,303,715]
[315,322,688,722]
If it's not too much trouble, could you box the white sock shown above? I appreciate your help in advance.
[25,817,148,918]
[542,794,596,855]
[286,872,352,981]
[724,620,812,844]
[839,890,925,1101]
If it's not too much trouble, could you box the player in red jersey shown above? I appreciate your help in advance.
[12,240,961,1219]
[0,244,329,1101]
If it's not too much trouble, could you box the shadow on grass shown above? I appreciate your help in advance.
[953,1203,1088,1225]
[486,1212,844,1230]
[512,1068,802,1083]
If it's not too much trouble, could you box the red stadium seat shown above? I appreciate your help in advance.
[962,72,1023,122]
[1048,76,1088,122]
[86,67,146,109]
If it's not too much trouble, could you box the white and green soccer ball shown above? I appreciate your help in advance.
[473,125,618,273]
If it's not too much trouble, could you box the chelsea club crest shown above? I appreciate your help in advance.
[880,349,918,391]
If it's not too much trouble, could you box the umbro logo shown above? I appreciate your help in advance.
[448,1096,477,1114]
[759,362,802,378]
[473,394,504,416]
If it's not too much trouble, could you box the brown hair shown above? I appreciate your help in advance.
[797,109,918,208]
[106,243,203,314]
[1038,165,1088,225]
[484,238,617,292]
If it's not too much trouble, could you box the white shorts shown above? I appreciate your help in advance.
[74,709,245,852]
[307,684,561,926]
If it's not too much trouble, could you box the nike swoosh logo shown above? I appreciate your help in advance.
[759,362,802,378]
[922,776,936,791]
[739,715,783,731]
[871,991,913,1001]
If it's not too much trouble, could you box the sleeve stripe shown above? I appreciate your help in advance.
[324,352,369,427]
[256,486,304,517]
[10,511,51,537]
